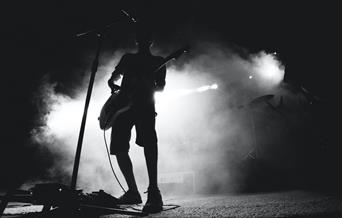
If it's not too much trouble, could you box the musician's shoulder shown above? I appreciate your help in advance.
[119,53,136,63]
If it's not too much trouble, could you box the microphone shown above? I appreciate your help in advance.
[121,9,137,23]
[76,10,136,38]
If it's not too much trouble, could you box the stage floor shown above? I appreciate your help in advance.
[2,190,342,217]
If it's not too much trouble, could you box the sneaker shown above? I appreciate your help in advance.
[117,190,142,205]
[142,188,163,213]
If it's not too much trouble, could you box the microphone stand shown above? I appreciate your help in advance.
[71,32,103,190]
[71,10,136,191]
[69,13,145,216]
[0,11,145,217]
[0,29,107,218]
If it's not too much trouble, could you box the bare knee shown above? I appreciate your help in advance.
[116,151,130,160]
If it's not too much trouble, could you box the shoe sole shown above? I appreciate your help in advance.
[142,205,163,213]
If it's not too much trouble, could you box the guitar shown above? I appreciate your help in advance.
[98,45,190,130]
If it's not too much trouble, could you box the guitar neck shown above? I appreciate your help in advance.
[153,46,189,73]
[153,57,176,73]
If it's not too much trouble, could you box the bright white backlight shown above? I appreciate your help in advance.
[211,84,218,89]
[252,52,285,87]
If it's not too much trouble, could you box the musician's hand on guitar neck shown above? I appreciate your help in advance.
[108,78,120,94]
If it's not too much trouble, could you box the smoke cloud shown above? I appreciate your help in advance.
[28,40,307,196]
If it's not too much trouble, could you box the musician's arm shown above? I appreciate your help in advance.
[108,54,128,90]
[107,71,121,87]
[155,64,166,92]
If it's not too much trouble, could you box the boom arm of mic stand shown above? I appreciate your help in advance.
[76,10,136,38]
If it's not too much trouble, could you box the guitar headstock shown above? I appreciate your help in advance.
[181,45,190,53]
[154,45,191,72]
[169,45,190,61]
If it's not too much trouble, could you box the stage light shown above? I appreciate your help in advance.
[253,52,285,87]
[211,84,218,89]
[197,85,210,92]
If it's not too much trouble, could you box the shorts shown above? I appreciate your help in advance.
[110,108,157,155]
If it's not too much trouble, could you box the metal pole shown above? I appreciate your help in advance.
[248,108,258,159]
[71,33,103,190]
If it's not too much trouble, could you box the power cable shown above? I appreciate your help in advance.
[103,130,126,193]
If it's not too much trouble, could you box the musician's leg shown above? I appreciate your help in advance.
[111,111,141,204]
[143,142,163,213]
[115,151,142,204]
[136,112,163,212]
[135,112,159,190]
[116,151,139,192]
[144,143,158,190]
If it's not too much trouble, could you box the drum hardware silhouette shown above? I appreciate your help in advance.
[244,94,275,160]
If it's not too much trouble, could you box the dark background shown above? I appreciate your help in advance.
[1,0,341,192]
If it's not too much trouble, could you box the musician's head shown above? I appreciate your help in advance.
[135,22,153,50]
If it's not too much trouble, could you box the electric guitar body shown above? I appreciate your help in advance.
[98,45,190,130]
[99,91,131,130]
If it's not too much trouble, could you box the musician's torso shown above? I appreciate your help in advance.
[119,53,164,111]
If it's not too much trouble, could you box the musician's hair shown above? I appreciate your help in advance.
[135,22,153,45]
